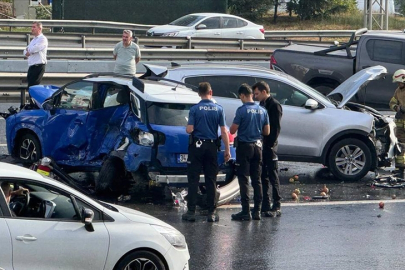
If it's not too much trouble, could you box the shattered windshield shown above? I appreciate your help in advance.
[147,102,193,126]
[169,15,204,26]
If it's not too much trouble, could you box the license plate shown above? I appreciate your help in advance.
[178,154,188,163]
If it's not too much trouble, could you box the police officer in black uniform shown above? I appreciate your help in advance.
[230,84,270,221]
[182,82,231,222]
[253,81,283,217]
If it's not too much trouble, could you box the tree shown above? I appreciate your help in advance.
[288,0,357,20]
[395,0,405,15]
[228,0,275,21]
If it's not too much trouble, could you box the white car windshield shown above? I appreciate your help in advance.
[169,15,205,26]
[147,103,193,126]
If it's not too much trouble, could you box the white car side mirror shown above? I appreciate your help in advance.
[304,99,319,110]
[196,24,207,30]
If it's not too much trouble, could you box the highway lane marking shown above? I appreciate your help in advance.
[0,144,6,147]
[220,199,405,209]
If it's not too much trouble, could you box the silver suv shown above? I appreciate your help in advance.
[143,63,398,182]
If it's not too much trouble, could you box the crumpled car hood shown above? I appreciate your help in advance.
[327,65,387,109]
[29,85,59,108]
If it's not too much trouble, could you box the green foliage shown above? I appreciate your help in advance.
[288,0,357,20]
[35,5,52,20]
[395,0,405,15]
[228,0,275,21]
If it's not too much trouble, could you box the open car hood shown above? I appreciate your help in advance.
[29,85,60,108]
[327,65,387,109]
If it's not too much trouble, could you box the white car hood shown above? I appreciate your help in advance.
[327,65,387,109]
[111,204,175,228]
[148,25,190,34]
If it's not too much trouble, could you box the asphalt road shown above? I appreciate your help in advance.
[129,200,405,270]
[2,102,405,269]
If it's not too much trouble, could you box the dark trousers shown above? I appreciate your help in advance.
[261,147,281,211]
[235,142,262,212]
[187,141,218,213]
[27,64,46,88]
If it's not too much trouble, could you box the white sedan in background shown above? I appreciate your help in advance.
[146,13,265,39]
[0,162,189,270]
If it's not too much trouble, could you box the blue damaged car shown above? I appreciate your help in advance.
[5,74,238,204]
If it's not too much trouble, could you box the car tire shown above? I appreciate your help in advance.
[16,133,42,163]
[114,250,166,270]
[328,138,372,181]
[311,81,339,96]
[95,156,125,195]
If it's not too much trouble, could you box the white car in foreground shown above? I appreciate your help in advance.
[146,13,265,39]
[0,162,189,270]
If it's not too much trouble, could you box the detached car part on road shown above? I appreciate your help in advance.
[146,63,399,182]
[5,74,238,204]
[0,162,189,270]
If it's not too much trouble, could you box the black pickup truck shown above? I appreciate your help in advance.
[270,28,405,110]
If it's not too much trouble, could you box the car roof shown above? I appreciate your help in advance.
[0,162,47,181]
[363,30,405,39]
[167,63,278,73]
[188,13,251,21]
[85,76,201,104]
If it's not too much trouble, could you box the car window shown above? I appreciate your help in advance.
[147,102,193,126]
[103,85,129,108]
[130,93,141,118]
[200,17,221,29]
[237,19,248,27]
[223,17,238,28]
[257,78,310,107]
[0,180,100,221]
[185,76,256,99]
[58,81,94,110]
[169,15,205,27]
[366,39,404,64]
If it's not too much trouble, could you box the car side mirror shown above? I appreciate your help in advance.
[196,24,206,30]
[304,99,319,110]
[81,208,95,232]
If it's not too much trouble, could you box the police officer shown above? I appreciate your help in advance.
[390,69,405,172]
[253,81,283,217]
[182,82,231,222]
[230,84,270,221]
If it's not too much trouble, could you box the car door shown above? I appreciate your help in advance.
[221,16,241,39]
[4,179,109,270]
[258,78,326,157]
[356,38,405,110]
[40,80,94,161]
[194,16,222,38]
[0,188,13,270]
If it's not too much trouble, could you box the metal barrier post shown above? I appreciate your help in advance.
[81,35,86,48]
[187,36,192,49]
[20,87,26,107]
[26,33,30,46]
[134,36,139,44]
[239,40,244,50]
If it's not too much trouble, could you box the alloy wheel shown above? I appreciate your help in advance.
[334,144,366,176]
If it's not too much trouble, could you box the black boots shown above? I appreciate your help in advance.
[207,211,219,222]
[231,211,252,221]
[182,210,196,222]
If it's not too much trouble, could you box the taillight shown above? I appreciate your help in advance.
[260,28,265,34]
[270,55,277,69]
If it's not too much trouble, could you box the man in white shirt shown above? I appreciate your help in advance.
[113,30,141,75]
[23,21,48,88]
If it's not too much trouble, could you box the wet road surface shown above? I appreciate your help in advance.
[127,200,405,270]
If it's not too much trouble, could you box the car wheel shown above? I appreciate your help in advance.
[328,138,372,181]
[16,133,42,163]
[114,250,166,270]
[95,156,126,195]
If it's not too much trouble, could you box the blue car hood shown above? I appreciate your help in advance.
[29,85,60,108]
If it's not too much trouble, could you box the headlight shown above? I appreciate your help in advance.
[151,225,187,249]
[139,131,154,146]
[162,31,179,37]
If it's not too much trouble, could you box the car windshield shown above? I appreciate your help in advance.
[147,102,193,126]
[169,15,205,26]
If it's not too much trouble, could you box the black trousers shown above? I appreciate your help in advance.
[187,141,218,212]
[261,146,281,211]
[27,64,46,88]
[235,142,262,211]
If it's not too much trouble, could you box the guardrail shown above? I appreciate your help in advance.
[0,47,273,60]
[0,19,358,41]
[0,19,154,34]
[0,32,292,49]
